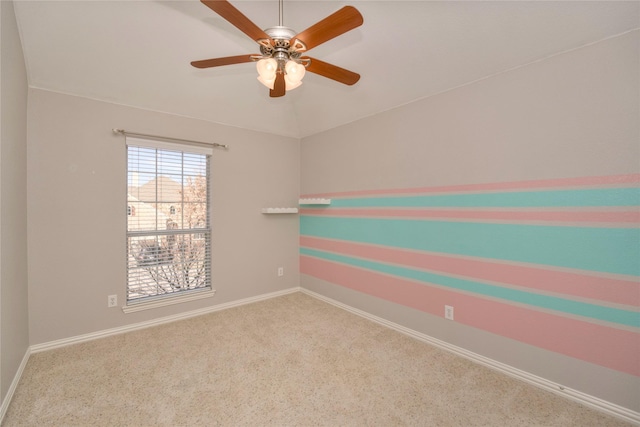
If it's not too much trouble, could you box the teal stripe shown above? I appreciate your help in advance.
[300,247,640,328]
[327,188,640,208]
[300,216,640,276]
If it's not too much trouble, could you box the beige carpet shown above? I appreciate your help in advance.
[3,292,632,426]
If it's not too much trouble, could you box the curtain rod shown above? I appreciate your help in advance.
[112,128,228,149]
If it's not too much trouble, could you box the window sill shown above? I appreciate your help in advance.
[122,288,216,314]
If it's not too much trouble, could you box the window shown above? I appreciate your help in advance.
[126,137,212,304]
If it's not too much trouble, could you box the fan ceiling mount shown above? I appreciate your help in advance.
[191,0,363,98]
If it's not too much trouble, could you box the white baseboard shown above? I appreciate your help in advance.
[300,288,640,426]
[0,347,31,423]
[31,287,300,353]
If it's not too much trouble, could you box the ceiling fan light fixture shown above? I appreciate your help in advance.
[285,60,305,82]
[256,57,278,89]
[284,59,305,90]
[257,75,276,90]
[284,78,302,91]
[256,58,277,79]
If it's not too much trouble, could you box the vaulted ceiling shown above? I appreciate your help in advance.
[13,1,640,138]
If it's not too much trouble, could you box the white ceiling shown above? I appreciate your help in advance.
[13,1,640,138]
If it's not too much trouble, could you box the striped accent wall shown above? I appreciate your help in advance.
[300,174,640,376]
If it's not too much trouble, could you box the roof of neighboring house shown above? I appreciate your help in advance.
[128,175,182,205]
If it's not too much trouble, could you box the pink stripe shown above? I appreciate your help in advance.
[300,208,640,224]
[301,256,640,376]
[300,236,640,307]
[300,173,640,199]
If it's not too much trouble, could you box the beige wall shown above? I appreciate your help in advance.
[27,89,300,345]
[300,31,639,411]
[0,0,30,401]
[302,31,639,193]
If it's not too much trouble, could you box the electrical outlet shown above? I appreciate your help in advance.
[445,305,454,320]
[108,295,118,308]
[277,267,284,277]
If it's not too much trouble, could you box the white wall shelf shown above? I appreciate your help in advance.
[299,198,331,205]
[261,208,299,214]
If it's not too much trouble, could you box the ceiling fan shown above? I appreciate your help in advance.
[191,0,363,98]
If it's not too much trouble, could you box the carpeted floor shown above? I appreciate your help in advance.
[2,292,633,426]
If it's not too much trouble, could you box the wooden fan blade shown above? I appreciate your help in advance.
[290,6,363,52]
[201,0,272,45]
[304,57,360,85]
[191,54,256,69]
[270,72,285,97]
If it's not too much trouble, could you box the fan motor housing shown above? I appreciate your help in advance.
[259,26,304,59]
[265,26,296,40]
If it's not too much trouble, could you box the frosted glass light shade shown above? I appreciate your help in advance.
[257,75,276,90]
[284,77,302,91]
[285,60,305,83]
[256,58,277,78]
[256,58,278,90]
[284,60,305,91]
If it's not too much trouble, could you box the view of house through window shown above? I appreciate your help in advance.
[126,137,212,303]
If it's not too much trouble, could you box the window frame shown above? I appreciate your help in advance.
[124,136,215,311]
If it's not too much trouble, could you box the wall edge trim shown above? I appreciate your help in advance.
[299,288,640,425]
[30,287,301,354]
[0,348,31,424]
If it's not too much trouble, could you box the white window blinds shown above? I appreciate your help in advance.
[126,137,212,303]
